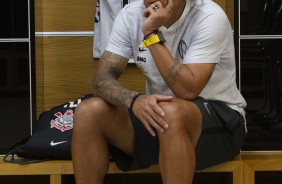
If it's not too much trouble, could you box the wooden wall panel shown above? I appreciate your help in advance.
[214,0,227,11]
[35,0,43,32]
[43,36,96,110]
[35,0,44,117]
[35,37,44,117]
[227,0,235,29]
[119,65,146,93]
[39,0,232,32]
[42,36,145,111]
[214,0,235,29]
[42,0,96,32]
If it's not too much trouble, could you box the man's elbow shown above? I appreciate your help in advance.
[174,89,199,101]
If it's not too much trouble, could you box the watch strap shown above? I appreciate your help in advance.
[142,34,160,48]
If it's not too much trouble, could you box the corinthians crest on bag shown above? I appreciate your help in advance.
[3,94,93,164]
[51,110,74,132]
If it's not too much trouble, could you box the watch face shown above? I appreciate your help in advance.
[157,31,166,43]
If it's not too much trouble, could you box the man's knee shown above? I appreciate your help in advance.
[157,99,202,139]
[158,99,196,126]
[75,97,110,118]
[73,97,110,131]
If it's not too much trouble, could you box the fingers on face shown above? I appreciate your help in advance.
[144,1,166,18]
[166,0,174,9]
[152,4,158,12]
[151,1,163,12]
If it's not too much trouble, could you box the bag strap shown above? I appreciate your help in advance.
[3,150,50,164]
[3,136,50,164]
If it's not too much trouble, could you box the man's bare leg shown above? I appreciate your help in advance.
[158,99,202,184]
[72,97,134,184]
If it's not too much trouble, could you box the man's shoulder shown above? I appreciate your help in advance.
[191,0,229,29]
[194,0,226,16]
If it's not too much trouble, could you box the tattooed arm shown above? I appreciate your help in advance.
[93,50,137,108]
[149,44,215,100]
[142,0,215,100]
[93,50,173,136]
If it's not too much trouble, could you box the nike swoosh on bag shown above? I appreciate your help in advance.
[50,140,68,146]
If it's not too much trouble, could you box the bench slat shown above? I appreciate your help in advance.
[3,152,282,184]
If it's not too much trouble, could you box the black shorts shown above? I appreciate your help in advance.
[108,97,246,171]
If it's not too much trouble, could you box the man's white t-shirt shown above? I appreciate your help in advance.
[106,0,247,115]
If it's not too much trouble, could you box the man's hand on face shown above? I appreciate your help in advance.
[142,0,174,36]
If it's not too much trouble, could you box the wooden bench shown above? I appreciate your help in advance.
[241,151,282,184]
[0,155,243,184]
[3,152,282,184]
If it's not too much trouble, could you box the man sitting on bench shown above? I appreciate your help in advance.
[72,0,247,183]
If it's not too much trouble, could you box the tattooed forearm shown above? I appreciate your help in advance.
[95,80,134,107]
[93,51,136,107]
[165,62,185,85]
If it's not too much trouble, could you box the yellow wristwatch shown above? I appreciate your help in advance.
[142,31,166,48]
